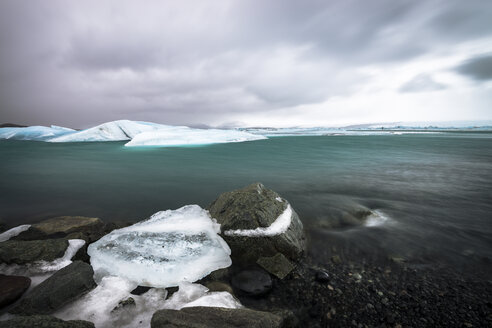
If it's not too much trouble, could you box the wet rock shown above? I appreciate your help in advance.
[13,216,105,243]
[208,183,306,266]
[205,281,234,294]
[111,297,136,312]
[0,220,6,233]
[257,253,295,279]
[331,255,342,264]
[315,270,330,283]
[231,269,272,296]
[151,306,287,328]
[0,274,31,308]
[10,261,96,315]
[0,315,95,328]
[0,239,68,264]
[131,286,152,295]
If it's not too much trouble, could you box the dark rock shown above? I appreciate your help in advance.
[257,253,295,279]
[10,261,96,315]
[231,269,272,296]
[0,315,94,328]
[13,216,105,243]
[331,255,342,264]
[0,239,68,264]
[0,274,31,308]
[111,297,136,312]
[151,306,287,328]
[208,183,306,265]
[0,220,6,233]
[315,270,330,283]
[131,285,152,295]
[205,281,234,294]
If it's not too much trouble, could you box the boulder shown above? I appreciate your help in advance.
[13,216,105,242]
[208,183,305,266]
[0,274,31,308]
[0,315,94,328]
[151,307,287,328]
[231,269,272,296]
[0,239,68,264]
[9,261,96,315]
[257,253,295,279]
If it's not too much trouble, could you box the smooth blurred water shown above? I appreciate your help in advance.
[1,134,491,274]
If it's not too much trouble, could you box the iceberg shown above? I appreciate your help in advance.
[49,120,167,142]
[124,126,267,147]
[87,205,232,287]
[0,125,74,141]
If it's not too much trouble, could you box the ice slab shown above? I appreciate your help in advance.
[0,125,74,141]
[225,204,293,237]
[125,127,266,147]
[88,205,232,287]
[49,120,168,142]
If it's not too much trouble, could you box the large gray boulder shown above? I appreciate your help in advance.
[0,315,94,328]
[9,261,96,315]
[151,307,287,328]
[0,274,31,308]
[13,216,105,243]
[0,239,68,264]
[208,183,305,266]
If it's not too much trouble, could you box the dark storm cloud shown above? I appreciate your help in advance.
[456,55,492,81]
[0,0,491,127]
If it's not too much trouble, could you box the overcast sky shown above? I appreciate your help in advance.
[1,0,491,128]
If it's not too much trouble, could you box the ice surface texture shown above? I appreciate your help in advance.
[124,126,266,147]
[0,126,74,141]
[88,205,232,287]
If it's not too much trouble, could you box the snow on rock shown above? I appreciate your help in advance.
[124,126,267,147]
[225,204,293,237]
[0,224,31,242]
[0,126,74,141]
[88,205,232,288]
[49,120,166,142]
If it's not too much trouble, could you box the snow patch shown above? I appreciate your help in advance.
[88,205,231,287]
[0,225,31,242]
[275,197,283,202]
[225,204,293,237]
[38,239,86,271]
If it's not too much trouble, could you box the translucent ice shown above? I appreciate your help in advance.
[125,126,266,147]
[87,205,232,287]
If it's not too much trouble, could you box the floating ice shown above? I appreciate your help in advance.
[224,204,293,237]
[0,126,74,141]
[0,224,31,242]
[49,120,167,142]
[88,205,232,287]
[125,126,266,147]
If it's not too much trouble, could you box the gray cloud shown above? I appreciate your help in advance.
[399,74,447,93]
[0,0,491,127]
[456,54,492,81]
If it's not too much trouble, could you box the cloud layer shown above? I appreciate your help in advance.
[0,0,491,127]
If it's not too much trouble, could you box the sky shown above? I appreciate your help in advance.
[0,0,491,128]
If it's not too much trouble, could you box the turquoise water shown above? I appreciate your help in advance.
[1,134,491,274]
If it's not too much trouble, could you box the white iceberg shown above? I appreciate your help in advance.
[0,125,74,141]
[49,120,167,142]
[125,126,267,147]
[87,205,232,288]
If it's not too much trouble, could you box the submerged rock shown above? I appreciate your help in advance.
[0,274,31,308]
[0,315,95,328]
[0,239,68,264]
[151,306,287,328]
[13,216,105,242]
[231,269,272,296]
[10,261,96,315]
[208,183,306,266]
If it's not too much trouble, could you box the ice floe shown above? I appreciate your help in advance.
[224,204,293,237]
[0,224,31,242]
[0,125,74,141]
[124,126,266,147]
[88,205,232,288]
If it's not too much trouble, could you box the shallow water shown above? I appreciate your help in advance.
[1,134,491,275]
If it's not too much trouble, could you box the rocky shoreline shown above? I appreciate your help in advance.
[0,183,490,327]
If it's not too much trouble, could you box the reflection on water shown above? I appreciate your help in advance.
[1,133,491,275]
